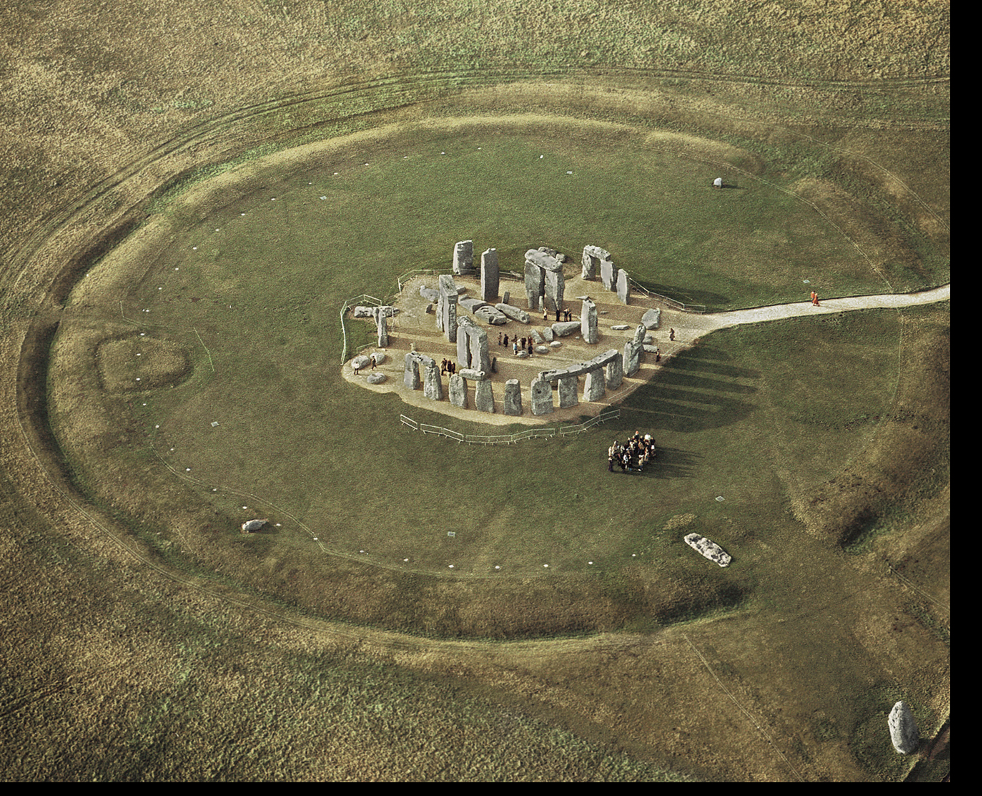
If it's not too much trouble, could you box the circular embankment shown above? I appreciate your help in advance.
[20,91,948,639]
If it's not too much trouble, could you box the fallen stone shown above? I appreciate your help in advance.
[551,320,581,337]
[683,534,732,567]
[611,324,630,330]
[352,305,398,318]
[888,701,919,754]
[495,303,531,324]
[473,305,508,325]
[541,326,555,342]
[535,345,550,354]
[642,308,662,329]
[458,296,488,313]
[366,372,387,384]
[241,519,268,533]
[420,285,440,303]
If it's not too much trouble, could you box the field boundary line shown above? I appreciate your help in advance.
[682,632,805,782]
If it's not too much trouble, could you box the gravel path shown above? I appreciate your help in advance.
[691,284,950,333]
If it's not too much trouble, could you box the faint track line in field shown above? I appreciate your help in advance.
[682,632,805,782]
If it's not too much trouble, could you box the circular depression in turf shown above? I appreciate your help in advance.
[48,116,900,633]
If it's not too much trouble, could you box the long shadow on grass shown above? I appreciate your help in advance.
[632,279,730,311]
[622,344,759,434]
[609,445,700,480]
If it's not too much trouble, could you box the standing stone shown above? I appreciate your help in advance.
[580,298,598,344]
[468,324,491,374]
[448,373,467,407]
[423,359,442,401]
[616,268,631,304]
[530,375,554,416]
[403,353,421,389]
[373,307,389,347]
[600,259,618,291]
[456,315,473,366]
[503,379,523,416]
[453,240,474,275]
[888,701,919,754]
[480,248,499,302]
[605,353,624,390]
[439,274,458,342]
[558,373,579,409]
[474,377,495,413]
[583,366,606,401]
[524,260,545,310]
[623,341,642,377]
[581,245,609,280]
[543,267,565,314]
[456,317,491,374]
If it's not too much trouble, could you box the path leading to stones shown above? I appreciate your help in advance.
[347,279,950,426]
[685,284,951,334]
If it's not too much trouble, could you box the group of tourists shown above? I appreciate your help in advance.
[546,307,574,322]
[498,333,535,357]
[607,431,656,473]
[441,358,457,375]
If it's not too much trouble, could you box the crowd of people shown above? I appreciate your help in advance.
[607,431,656,473]
[497,333,535,357]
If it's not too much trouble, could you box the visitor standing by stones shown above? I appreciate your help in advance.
[503,334,509,348]
[498,332,502,346]
[669,328,676,342]
[513,340,518,355]
[527,342,533,356]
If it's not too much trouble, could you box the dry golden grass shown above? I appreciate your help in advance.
[0,0,947,782]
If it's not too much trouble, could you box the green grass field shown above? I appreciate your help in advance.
[2,0,948,781]
[48,118,928,638]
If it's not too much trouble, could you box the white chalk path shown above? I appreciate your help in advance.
[681,284,950,334]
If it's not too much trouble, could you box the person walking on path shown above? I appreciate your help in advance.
[811,291,820,306]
